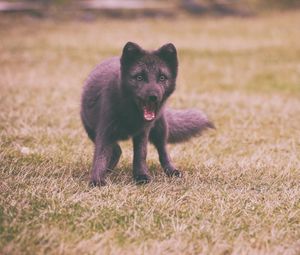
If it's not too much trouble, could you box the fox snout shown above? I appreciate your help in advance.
[137,89,162,122]
[148,95,158,103]
[145,89,161,102]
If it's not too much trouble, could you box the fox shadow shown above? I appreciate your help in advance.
[72,161,185,186]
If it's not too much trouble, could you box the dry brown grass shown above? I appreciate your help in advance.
[1,11,300,255]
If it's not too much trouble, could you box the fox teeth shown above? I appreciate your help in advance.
[143,106,156,121]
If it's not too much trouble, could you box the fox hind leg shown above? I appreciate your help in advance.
[107,144,122,172]
[90,136,118,186]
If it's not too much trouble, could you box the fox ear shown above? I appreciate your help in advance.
[156,43,178,77]
[121,42,143,67]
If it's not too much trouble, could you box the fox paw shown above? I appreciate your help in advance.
[134,174,152,185]
[89,178,107,187]
[165,169,183,178]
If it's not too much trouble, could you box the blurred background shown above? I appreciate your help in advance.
[0,0,300,18]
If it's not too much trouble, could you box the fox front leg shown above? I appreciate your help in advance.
[132,131,152,184]
[150,116,182,177]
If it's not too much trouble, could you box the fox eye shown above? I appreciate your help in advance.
[159,75,167,82]
[136,75,143,81]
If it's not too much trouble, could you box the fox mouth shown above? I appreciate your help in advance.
[140,100,158,121]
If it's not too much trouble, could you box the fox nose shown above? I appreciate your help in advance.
[148,95,158,102]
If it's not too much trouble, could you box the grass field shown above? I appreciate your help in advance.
[1,11,300,255]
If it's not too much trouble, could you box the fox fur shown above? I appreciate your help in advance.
[81,42,214,185]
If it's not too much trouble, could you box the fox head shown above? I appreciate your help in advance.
[120,42,178,122]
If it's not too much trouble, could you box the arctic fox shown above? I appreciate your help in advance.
[81,42,213,186]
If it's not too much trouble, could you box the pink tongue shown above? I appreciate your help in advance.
[143,107,155,121]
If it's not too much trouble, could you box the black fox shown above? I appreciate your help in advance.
[81,42,213,186]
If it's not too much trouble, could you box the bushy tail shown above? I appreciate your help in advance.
[165,108,214,144]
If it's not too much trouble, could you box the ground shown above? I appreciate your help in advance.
[0,11,300,255]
